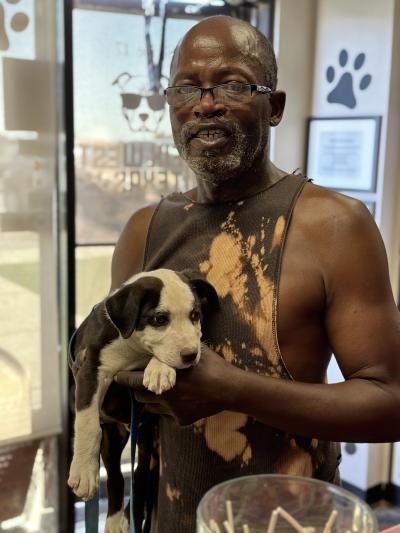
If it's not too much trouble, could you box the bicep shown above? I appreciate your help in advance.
[110,204,157,291]
[323,202,400,382]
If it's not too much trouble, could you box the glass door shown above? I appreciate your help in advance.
[0,0,66,531]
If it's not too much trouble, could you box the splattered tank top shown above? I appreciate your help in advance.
[141,173,341,533]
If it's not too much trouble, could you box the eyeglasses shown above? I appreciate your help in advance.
[121,92,165,111]
[164,82,273,107]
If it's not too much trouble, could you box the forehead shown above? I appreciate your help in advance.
[170,22,264,83]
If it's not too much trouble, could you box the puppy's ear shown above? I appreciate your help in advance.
[105,284,143,339]
[179,269,219,312]
[105,277,162,339]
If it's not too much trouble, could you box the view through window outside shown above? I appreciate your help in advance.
[73,4,201,323]
[74,7,199,243]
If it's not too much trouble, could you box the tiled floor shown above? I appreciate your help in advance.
[373,500,400,531]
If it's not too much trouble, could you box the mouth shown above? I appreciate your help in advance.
[195,129,229,141]
[189,125,232,150]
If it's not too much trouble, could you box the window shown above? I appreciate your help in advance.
[0,1,62,530]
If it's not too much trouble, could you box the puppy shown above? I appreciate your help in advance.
[68,269,218,532]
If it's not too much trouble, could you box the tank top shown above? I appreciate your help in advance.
[139,173,341,533]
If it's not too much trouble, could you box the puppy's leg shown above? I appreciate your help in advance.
[68,369,112,501]
[102,423,130,533]
[143,357,176,395]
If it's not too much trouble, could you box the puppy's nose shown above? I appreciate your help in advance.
[139,113,149,122]
[180,349,198,364]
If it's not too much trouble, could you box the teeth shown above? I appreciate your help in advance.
[197,129,226,140]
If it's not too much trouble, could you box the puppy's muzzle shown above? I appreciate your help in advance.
[180,348,198,364]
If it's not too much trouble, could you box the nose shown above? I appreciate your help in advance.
[193,90,226,119]
[139,113,149,122]
[180,349,198,364]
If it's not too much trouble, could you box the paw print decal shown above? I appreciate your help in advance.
[0,0,30,52]
[326,49,372,109]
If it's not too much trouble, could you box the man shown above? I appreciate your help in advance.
[110,15,400,532]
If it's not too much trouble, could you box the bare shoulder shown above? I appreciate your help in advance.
[111,203,159,291]
[294,181,392,297]
[295,181,373,229]
[294,181,382,251]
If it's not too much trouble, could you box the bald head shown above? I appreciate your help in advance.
[170,16,278,90]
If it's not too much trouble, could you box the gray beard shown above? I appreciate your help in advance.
[174,120,265,185]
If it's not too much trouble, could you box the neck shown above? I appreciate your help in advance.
[189,159,288,204]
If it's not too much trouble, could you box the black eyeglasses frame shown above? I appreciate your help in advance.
[163,82,273,106]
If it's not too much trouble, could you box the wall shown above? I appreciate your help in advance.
[384,0,400,302]
[272,0,400,296]
[311,0,399,297]
[272,0,400,494]
[271,0,317,173]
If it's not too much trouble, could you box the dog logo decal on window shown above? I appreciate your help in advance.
[112,71,166,134]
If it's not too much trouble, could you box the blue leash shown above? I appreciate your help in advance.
[67,328,78,368]
[129,391,143,533]
[85,496,99,533]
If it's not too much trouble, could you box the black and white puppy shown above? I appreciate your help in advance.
[68,269,218,531]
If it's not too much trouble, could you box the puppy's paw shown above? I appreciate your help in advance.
[143,358,176,394]
[68,457,99,501]
[104,509,128,533]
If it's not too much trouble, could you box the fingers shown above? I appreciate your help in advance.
[143,404,171,416]
[114,370,145,390]
[178,417,196,427]
[114,371,173,415]
[114,370,171,405]
[134,390,162,404]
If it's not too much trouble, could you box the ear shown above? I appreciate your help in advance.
[179,270,219,312]
[105,284,144,339]
[269,90,286,127]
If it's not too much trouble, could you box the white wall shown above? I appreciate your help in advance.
[272,0,400,295]
[271,0,317,173]
[311,0,399,296]
[272,0,400,492]
[392,443,400,487]
[382,0,400,301]
[312,1,394,117]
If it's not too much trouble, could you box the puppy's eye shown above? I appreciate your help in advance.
[190,309,200,323]
[149,313,169,327]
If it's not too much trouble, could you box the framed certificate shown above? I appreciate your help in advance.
[306,116,381,192]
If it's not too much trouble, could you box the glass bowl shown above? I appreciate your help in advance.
[197,474,378,533]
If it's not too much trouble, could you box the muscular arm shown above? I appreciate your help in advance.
[114,193,400,442]
[225,198,400,441]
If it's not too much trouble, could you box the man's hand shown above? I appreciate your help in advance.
[114,345,237,425]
